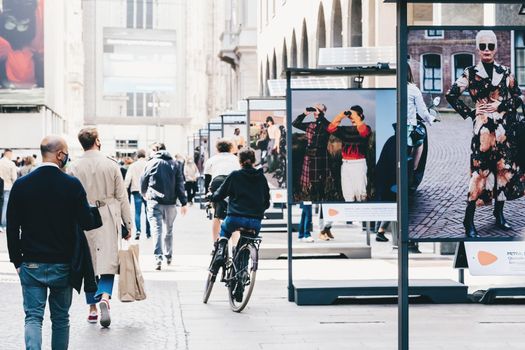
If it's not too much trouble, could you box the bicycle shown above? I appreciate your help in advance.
[203,228,261,312]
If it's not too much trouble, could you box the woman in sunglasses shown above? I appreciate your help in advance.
[446,30,525,238]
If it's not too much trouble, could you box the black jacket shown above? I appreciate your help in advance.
[211,167,270,219]
[141,151,188,206]
[7,165,101,272]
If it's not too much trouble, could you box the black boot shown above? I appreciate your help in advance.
[463,201,480,238]
[213,238,228,267]
[494,201,512,230]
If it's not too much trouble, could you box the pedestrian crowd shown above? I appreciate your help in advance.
[0,127,232,350]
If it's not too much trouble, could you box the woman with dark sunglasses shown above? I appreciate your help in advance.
[446,30,525,238]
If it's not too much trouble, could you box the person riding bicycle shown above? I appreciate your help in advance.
[208,148,270,269]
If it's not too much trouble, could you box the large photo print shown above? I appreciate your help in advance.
[0,0,44,103]
[291,89,396,203]
[408,28,525,240]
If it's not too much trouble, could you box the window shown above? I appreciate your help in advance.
[116,140,138,149]
[426,30,444,38]
[453,54,474,82]
[127,0,153,29]
[126,92,155,117]
[515,31,525,85]
[421,54,442,92]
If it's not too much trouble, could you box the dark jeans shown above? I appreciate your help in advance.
[132,191,150,236]
[298,204,312,238]
[20,262,72,350]
[185,181,198,203]
[220,215,262,239]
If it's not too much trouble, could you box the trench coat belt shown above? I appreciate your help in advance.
[94,198,115,208]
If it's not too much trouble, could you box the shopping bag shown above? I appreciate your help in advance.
[118,243,147,302]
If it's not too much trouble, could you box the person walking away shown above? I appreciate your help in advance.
[184,157,199,205]
[68,128,133,327]
[0,148,17,232]
[141,143,188,271]
[7,136,101,350]
[124,149,150,240]
[203,139,240,246]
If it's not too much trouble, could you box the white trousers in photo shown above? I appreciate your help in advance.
[341,158,367,202]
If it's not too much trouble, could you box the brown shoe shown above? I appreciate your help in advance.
[325,229,334,239]
[318,232,330,241]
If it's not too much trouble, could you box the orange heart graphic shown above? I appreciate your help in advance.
[328,208,339,217]
[477,251,498,266]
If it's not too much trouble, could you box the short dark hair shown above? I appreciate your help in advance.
[136,149,146,158]
[78,128,99,150]
[350,105,365,121]
[266,116,275,124]
[239,148,256,168]
[3,148,12,154]
[151,143,166,152]
[216,139,233,153]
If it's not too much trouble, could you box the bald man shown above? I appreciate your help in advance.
[7,136,100,350]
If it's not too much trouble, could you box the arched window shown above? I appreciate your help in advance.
[291,30,298,67]
[332,0,343,47]
[421,54,442,93]
[301,19,309,68]
[272,50,277,79]
[317,3,326,50]
[282,39,288,72]
[452,53,474,82]
[349,0,362,47]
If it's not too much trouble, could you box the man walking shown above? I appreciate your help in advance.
[141,143,187,270]
[68,128,133,327]
[7,136,100,350]
[0,148,17,232]
[124,149,150,240]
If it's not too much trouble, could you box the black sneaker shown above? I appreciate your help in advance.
[212,239,228,268]
[375,232,389,242]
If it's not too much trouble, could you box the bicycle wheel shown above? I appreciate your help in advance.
[228,244,258,312]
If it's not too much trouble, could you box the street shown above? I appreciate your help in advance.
[1,205,525,349]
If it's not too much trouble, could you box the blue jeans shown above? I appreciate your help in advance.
[20,262,72,350]
[85,274,115,305]
[1,189,10,227]
[220,215,262,239]
[298,204,312,238]
[147,201,177,261]
[132,192,150,235]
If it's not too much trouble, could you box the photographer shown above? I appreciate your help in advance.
[327,105,371,202]
[292,103,330,201]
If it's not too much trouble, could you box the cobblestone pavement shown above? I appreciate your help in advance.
[409,113,525,240]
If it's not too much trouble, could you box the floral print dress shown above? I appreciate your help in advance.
[446,61,525,205]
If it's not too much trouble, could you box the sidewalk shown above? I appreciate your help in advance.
[0,205,524,349]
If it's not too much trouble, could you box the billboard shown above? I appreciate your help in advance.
[0,0,44,103]
[408,28,525,241]
[290,89,396,204]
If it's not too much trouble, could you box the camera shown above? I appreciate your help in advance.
[306,107,317,112]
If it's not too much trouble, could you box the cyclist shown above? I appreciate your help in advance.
[208,148,270,268]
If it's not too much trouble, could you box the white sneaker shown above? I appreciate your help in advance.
[297,237,304,242]
[303,236,314,243]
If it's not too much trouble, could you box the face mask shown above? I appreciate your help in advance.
[59,152,69,168]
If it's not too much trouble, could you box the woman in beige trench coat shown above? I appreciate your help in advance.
[68,128,133,327]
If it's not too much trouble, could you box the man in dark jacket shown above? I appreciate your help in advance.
[141,143,188,270]
[209,148,270,268]
[7,136,100,350]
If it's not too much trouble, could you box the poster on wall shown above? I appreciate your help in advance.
[0,0,44,103]
[249,107,286,189]
[407,28,525,241]
[290,89,397,205]
[208,123,222,157]
[221,114,248,155]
